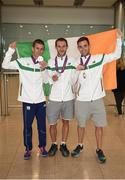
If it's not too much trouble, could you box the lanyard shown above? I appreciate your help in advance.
[55,55,68,73]
[80,54,91,69]
[31,55,38,64]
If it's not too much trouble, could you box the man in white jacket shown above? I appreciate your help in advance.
[2,39,48,160]
[47,38,76,157]
[71,29,122,163]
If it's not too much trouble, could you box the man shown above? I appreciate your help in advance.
[47,38,75,157]
[2,39,48,160]
[71,29,122,163]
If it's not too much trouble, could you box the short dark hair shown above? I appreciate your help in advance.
[77,37,90,45]
[32,39,45,48]
[55,38,68,47]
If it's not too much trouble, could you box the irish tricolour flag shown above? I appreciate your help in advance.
[16,29,118,91]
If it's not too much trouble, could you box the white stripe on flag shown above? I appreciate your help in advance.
[47,37,80,59]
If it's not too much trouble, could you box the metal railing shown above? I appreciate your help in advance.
[0,71,20,116]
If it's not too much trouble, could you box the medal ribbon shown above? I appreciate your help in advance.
[55,55,68,73]
[80,54,91,69]
[31,55,38,64]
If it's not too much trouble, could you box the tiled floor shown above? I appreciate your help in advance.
[0,94,125,179]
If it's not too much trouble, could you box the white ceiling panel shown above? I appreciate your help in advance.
[1,0,118,7]
[43,0,74,6]
[2,0,34,6]
[82,0,117,7]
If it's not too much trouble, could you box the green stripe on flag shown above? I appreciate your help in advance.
[43,41,51,62]
[43,83,52,96]
[16,41,51,62]
[16,42,32,58]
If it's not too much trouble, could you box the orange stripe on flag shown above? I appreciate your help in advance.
[86,29,117,90]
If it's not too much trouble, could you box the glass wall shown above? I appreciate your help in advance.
[1,23,114,55]
[0,23,114,114]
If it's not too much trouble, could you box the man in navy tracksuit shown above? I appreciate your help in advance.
[2,39,48,160]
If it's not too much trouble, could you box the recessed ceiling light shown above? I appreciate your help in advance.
[45,25,48,28]
[111,26,114,28]
[66,29,69,32]
[28,32,32,35]
[90,26,93,29]
[19,25,23,28]
[46,29,48,32]
[67,25,70,28]
[82,32,85,34]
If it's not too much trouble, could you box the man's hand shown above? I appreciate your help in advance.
[76,64,85,71]
[52,74,58,81]
[117,29,122,39]
[39,61,47,70]
[9,41,16,49]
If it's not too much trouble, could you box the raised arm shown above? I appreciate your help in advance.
[2,41,19,70]
[103,29,122,64]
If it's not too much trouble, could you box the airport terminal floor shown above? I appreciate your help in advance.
[0,92,125,179]
[0,0,125,179]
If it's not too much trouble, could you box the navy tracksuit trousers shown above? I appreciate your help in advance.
[22,101,46,150]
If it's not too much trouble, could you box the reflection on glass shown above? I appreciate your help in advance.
[2,23,113,50]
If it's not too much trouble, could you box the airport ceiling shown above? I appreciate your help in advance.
[1,0,118,8]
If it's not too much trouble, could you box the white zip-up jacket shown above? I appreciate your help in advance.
[2,47,48,104]
[75,38,122,101]
[47,55,76,102]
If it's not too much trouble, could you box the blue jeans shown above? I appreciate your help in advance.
[22,102,46,150]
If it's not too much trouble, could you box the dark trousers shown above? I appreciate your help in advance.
[22,102,46,150]
[113,91,125,114]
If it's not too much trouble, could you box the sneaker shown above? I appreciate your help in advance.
[96,149,106,163]
[60,144,70,157]
[71,145,83,158]
[24,150,31,160]
[39,147,48,157]
[48,144,58,156]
